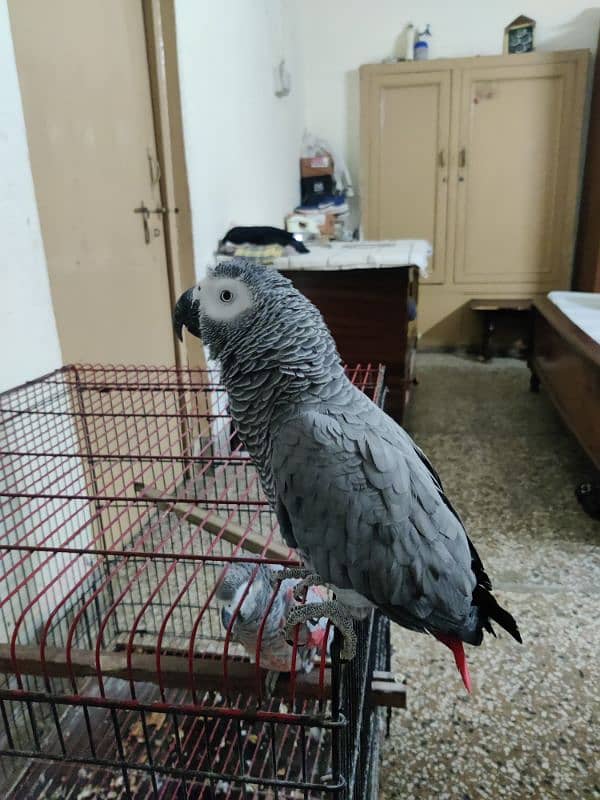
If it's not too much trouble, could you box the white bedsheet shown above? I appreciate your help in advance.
[548,291,600,345]
[273,239,432,276]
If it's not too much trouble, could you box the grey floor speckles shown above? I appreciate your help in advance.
[378,353,600,800]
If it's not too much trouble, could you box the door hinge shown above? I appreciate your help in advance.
[147,151,162,186]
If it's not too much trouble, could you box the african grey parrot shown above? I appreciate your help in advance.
[217,562,331,684]
[174,260,521,691]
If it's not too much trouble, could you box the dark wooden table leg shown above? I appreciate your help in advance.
[482,311,495,361]
[528,307,539,391]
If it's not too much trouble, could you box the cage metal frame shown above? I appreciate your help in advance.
[0,363,400,799]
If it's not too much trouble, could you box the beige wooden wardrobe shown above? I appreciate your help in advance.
[360,51,590,346]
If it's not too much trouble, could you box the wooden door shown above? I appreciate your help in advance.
[9,0,177,365]
[453,62,576,287]
[361,69,451,284]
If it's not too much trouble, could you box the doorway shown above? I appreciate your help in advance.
[9,0,198,367]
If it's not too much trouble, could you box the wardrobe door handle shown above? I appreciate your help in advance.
[459,148,467,168]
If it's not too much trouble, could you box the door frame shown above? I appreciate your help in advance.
[143,0,204,371]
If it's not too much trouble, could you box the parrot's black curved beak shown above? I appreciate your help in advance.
[173,287,202,342]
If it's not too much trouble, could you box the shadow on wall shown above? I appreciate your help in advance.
[345,68,361,229]
[419,303,532,354]
[539,9,600,52]
[420,304,470,351]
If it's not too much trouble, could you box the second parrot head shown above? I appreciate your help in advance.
[216,562,274,631]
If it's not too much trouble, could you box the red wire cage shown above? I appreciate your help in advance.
[0,363,403,799]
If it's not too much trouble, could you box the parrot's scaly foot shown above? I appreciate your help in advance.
[269,567,321,593]
[291,572,325,601]
[284,600,356,661]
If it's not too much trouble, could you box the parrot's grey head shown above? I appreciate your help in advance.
[173,259,332,368]
[216,562,274,630]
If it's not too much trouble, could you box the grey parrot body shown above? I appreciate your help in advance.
[174,260,521,688]
[272,398,480,641]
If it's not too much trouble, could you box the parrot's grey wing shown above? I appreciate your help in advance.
[271,407,477,634]
[411,440,492,591]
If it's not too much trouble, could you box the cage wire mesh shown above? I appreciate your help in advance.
[0,363,398,799]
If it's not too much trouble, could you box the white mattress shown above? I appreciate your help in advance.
[273,239,432,276]
[548,291,600,345]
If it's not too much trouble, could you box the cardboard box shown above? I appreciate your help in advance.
[319,211,336,238]
[286,211,335,239]
[300,154,333,178]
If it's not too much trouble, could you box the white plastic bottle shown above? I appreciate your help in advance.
[414,25,432,61]
[414,39,428,60]
[405,24,415,61]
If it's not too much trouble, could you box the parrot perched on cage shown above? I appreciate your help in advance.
[216,562,331,691]
[174,260,522,692]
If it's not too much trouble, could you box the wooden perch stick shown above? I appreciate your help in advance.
[0,644,406,708]
[135,482,294,562]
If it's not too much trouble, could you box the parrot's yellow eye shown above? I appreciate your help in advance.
[220,289,234,303]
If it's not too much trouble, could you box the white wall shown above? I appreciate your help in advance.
[0,0,62,393]
[174,0,305,276]
[291,0,600,215]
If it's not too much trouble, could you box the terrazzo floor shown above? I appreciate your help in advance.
[378,353,599,800]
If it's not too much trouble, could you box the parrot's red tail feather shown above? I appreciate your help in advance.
[434,633,472,693]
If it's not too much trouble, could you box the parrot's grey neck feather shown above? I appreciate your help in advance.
[215,292,352,504]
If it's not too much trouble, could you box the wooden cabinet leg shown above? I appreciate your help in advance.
[575,480,600,519]
[529,370,540,393]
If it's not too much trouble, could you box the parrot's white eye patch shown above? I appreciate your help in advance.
[200,277,253,322]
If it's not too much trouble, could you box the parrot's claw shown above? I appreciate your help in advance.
[284,600,357,661]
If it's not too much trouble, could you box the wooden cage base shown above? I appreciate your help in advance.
[0,644,406,709]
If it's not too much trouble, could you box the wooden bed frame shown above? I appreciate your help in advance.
[529,298,600,468]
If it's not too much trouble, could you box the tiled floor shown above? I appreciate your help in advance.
[379,353,599,800]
